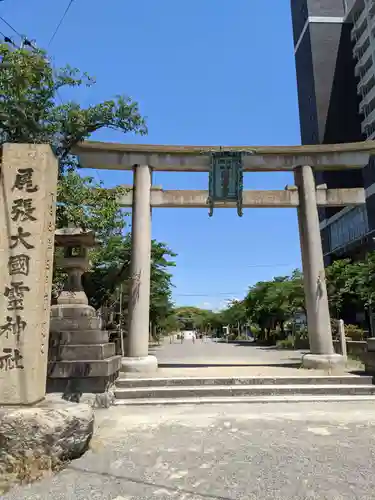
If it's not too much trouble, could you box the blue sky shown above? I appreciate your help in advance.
[1,0,302,310]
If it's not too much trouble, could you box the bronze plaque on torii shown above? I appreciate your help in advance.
[207,151,244,217]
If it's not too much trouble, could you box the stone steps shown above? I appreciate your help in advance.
[115,394,375,406]
[116,375,373,388]
[114,375,375,404]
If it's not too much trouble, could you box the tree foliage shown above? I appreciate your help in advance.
[171,302,248,337]
[241,256,375,339]
[352,253,375,311]
[325,259,359,318]
[168,254,375,341]
[219,299,247,326]
[173,307,214,331]
[171,256,375,341]
[244,269,304,339]
[83,234,177,331]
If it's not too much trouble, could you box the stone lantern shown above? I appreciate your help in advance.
[54,228,95,306]
[47,227,121,401]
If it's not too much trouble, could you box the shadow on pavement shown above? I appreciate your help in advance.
[350,370,374,379]
[255,345,307,351]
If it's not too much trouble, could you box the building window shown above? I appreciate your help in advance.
[329,205,369,251]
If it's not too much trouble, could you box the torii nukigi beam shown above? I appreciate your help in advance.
[117,185,365,209]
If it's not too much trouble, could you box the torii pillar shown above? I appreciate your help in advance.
[294,165,346,369]
[121,164,158,374]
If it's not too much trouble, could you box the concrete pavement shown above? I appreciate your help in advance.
[148,338,358,377]
[4,340,371,498]
[154,337,305,365]
[5,401,375,499]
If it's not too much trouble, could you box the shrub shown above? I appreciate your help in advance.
[296,325,308,340]
[277,336,295,349]
[249,324,261,338]
[228,332,238,341]
[276,329,309,350]
[344,324,365,341]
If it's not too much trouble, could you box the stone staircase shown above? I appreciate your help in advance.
[114,374,375,405]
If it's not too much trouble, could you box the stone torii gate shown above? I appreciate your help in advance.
[74,141,375,373]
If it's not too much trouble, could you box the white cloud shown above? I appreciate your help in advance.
[199,301,212,309]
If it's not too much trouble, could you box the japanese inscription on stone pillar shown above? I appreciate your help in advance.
[0,144,58,404]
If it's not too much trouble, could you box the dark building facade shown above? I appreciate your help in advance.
[291,0,375,266]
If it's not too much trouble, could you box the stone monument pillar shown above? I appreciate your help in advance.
[0,144,58,405]
[294,165,346,369]
[121,164,158,374]
[47,228,121,398]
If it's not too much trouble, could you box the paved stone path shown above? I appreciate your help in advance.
[148,338,355,377]
[6,401,375,499]
[155,337,305,364]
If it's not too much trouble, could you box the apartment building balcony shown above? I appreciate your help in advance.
[352,4,368,35]
[360,77,375,111]
[356,50,373,77]
[352,8,368,39]
[368,1,375,23]
[362,106,375,133]
[353,23,369,52]
[355,35,371,66]
[358,55,374,84]
[361,72,374,94]
[361,109,375,133]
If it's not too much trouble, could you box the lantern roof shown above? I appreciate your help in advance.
[54,227,96,248]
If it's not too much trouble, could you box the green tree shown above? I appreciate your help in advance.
[352,253,375,311]
[173,306,218,332]
[245,270,304,341]
[149,240,177,333]
[219,299,248,337]
[84,235,177,329]
[325,258,360,319]
[347,253,375,333]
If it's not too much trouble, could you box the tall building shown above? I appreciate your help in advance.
[291,0,375,265]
